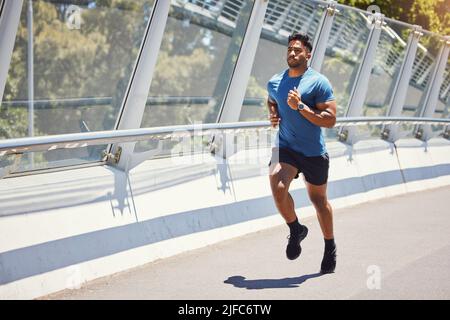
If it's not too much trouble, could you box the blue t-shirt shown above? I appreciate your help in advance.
[267,67,335,157]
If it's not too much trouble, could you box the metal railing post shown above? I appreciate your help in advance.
[212,0,268,158]
[110,0,170,171]
[381,25,422,142]
[0,0,23,104]
[414,36,450,141]
[215,0,268,124]
[309,0,337,72]
[338,12,384,145]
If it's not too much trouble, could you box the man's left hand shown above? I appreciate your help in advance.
[287,86,301,110]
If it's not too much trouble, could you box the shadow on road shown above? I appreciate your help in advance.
[223,273,324,289]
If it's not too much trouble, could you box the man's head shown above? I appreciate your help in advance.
[287,33,312,68]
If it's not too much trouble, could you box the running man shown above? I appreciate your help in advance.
[267,33,337,274]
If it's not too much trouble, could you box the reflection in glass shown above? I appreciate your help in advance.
[357,21,410,139]
[430,58,449,136]
[434,58,449,118]
[404,35,442,116]
[0,0,154,172]
[321,7,371,141]
[400,35,443,138]
[322,8,371,115]
[137,0,255,154]
[437,59,450,115]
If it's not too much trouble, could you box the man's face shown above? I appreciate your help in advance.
[287,40,310,68]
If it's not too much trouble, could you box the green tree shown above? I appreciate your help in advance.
[338,0,449,35]
[2,0,152,140]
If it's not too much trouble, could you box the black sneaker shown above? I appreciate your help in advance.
[286,225,308,260]
[320,246,337,274]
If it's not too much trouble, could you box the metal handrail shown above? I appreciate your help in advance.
[0,117,449,156]
[311,0,448,39]
[0,96,264,109]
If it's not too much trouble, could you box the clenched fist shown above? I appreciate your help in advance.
[287,86,301,110]
[268,104,280,128]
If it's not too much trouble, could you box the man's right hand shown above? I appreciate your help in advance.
[269,112,280,128]
[268,102,280,128]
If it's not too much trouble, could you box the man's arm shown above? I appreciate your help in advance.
[287,89,336,128]
[298,100,337,128]
[267,98,280,128]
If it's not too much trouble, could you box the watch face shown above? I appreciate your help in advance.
[298,103,304,110]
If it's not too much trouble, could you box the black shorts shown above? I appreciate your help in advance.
[269,147,329,186]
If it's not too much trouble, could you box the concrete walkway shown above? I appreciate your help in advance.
[44,186,450,300]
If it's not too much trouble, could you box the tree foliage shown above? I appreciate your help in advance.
[338,0,449,35]
[1,0,151,140]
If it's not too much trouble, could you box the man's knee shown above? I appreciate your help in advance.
[309,194,328,211]
[269,163,296,204]
[271,180,289,204]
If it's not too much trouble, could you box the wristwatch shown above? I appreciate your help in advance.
[297,102,305,111]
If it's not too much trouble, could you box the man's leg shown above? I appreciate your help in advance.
[304,181,333,239]
[269,161,308,260]
[269,161,298,223]
[305,180,336,273]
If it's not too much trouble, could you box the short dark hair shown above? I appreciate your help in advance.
[288,33,313,52]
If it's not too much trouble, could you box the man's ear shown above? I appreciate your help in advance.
[307,51,312,60]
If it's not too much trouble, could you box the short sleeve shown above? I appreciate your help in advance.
[267,81,276,103]
[315,77,335,104]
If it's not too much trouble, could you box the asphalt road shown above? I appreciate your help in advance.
[45,185,450,300]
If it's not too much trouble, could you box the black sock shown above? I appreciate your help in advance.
[324,238,336,252]
[287,218,302,235]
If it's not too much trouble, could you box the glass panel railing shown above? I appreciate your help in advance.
[431,58,449,136]
[0,0,154,172]
[438,59,450,110]
[239,0,325,122]
[2,0,448,174]
[321,7,371,117]
[356,19,411,140]
[321,6,371,141]
[399,34,443,138]
[136,0,255,154]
